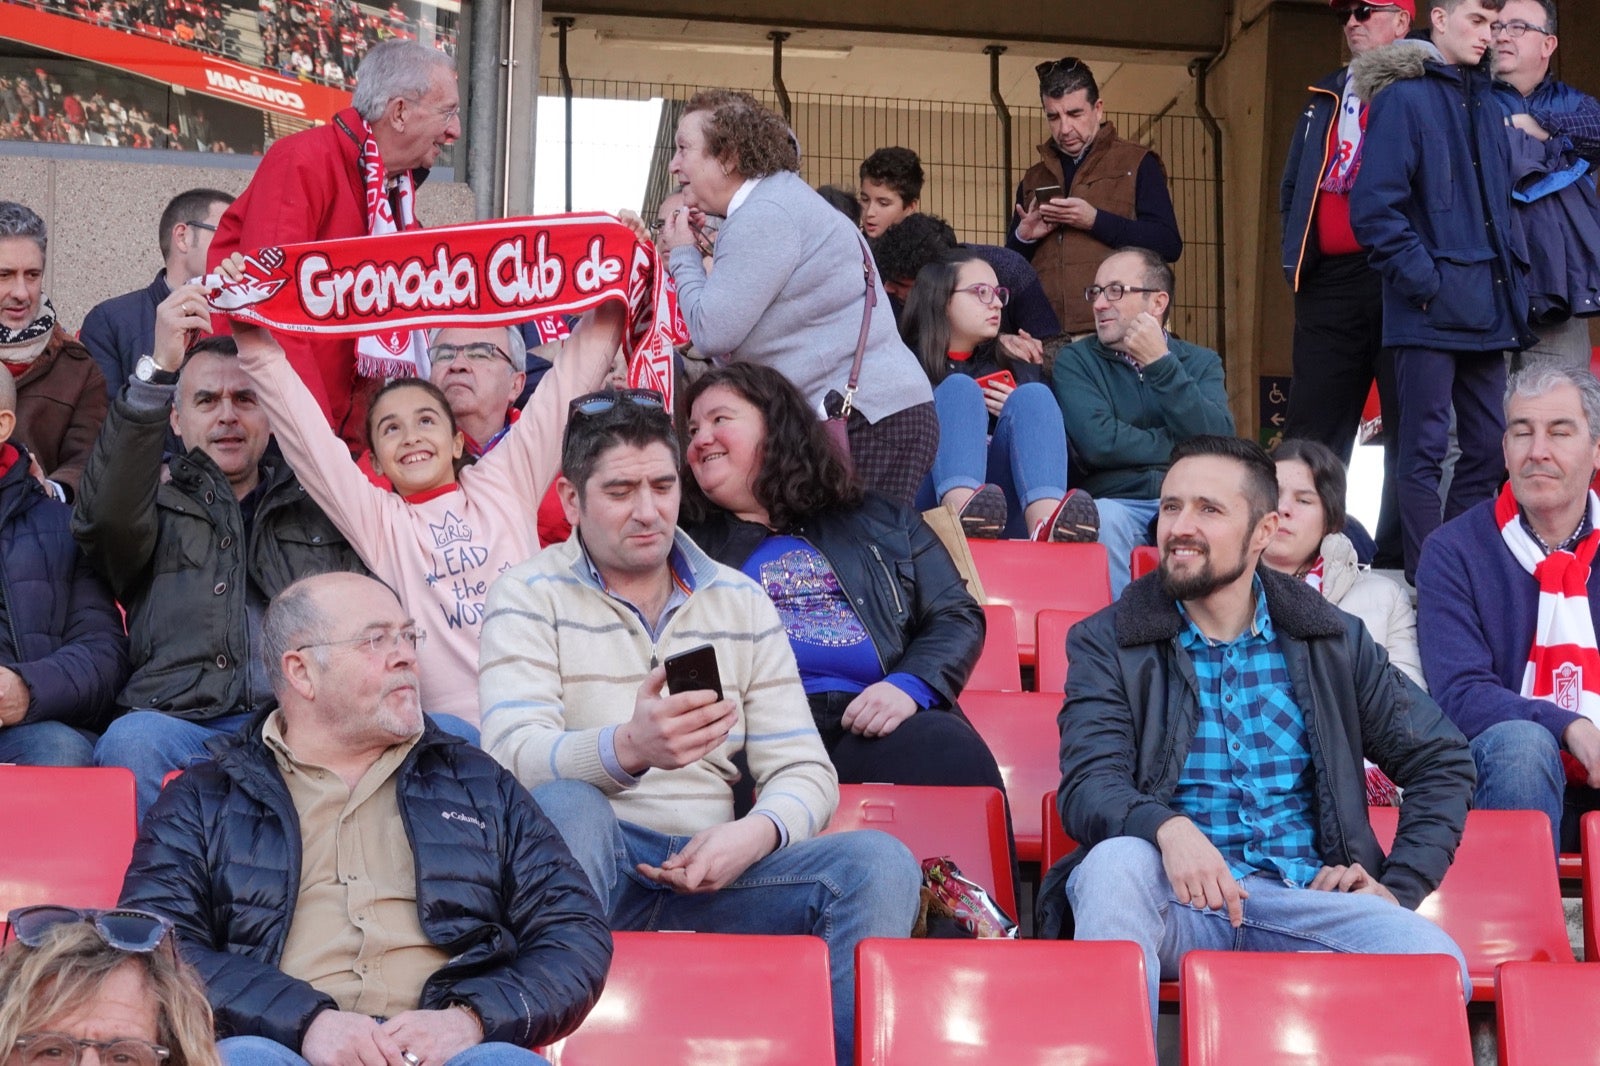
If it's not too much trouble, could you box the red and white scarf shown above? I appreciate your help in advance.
[1497,483,1600,781]
[1299,555,1326,595]
[1320,86,1368,195]
[351,111,429,379]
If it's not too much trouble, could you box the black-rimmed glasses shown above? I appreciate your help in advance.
[1490,19,1551,37]
[185,219,217,232]
[6,906,173,954]
[1085,283,1165,302]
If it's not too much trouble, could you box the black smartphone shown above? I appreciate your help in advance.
[1032,184,1063,206]
[664,643,724,701]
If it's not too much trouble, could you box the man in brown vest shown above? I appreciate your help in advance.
[1007,58,1184,336]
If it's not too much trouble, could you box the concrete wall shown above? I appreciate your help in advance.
[0,152,475,333]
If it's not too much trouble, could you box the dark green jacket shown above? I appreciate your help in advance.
[1051,334,1233,500]
[73,382,364,720]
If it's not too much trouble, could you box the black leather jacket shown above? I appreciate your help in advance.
[1037,567,1474,938]
[119,722,613,1050]
[686,494,984,708]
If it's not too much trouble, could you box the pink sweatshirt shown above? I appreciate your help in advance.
[238,327,614,723]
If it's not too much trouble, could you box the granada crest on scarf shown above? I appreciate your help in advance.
[204,212,688,408]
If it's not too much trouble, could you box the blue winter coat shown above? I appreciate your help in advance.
[78,271,169,401]
[1349,42,1535,353]
[1279,68,1348,289]
[0,442,127,731]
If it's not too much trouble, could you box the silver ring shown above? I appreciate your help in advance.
[402,1052,420,1065]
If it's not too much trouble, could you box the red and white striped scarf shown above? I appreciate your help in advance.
[350,111,428,380]
[1497,483,1600,781]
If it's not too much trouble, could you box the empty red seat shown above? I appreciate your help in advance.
[960,691,1061,863]
[1181,950,1471,1065]
[856,937,1155,1064]
[1039,789,1079,868]
[966,605,1022,692]
[966,541,1110,665]
[541,931,833,1064]
[1370,806,1574,997]
[824,783,1015,919]
[0,766,137,914]
[1495,961,1600,1066]
[1130,545,1159,581]
[1583,811,1600,963]
[1035,608,1094,695]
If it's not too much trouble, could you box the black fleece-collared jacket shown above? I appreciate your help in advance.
[1036,566,1474,938]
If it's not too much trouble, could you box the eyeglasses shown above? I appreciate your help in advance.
[1490,19,1551,37]
[1035,56,1086,81]
[1085,283,1165,302]
[1335,3,1402,22]
[13,1034,171,1066]
[184,219,216,232]
[569,389,667,422]
[431,342,515,369]
[294,626,426,657]
[952,283,1010,308]
[6,906,173,954]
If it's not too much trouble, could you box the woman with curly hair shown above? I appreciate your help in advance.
[681,362,1004,791]
[657,89,936,508]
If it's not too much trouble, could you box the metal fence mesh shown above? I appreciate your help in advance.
[540,76,1219,350]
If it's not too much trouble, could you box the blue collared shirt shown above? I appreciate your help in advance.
[1172,575,1321,887]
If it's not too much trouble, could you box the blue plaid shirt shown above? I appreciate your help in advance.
[1172,576,1321,887]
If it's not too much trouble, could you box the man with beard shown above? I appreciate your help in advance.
[1037,434,1473,1023]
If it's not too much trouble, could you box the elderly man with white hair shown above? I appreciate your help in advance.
[208,39,460,453]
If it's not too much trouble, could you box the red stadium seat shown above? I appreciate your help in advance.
[966,541,1111,665]
[1370,806,1574,997]
[1035,608,1094,695]
[1130,545,1160,582]
[1582,811,1600,963]
[824,783,1015,919]
[967,605,1023,692]
[960,691,1061,863]
[1181,950,1471,1065]
[0,766,137,914]
[1495,961,1600,1066]
[856,938,1156,1065]
[1039,789,1079,868]
[541,931,833,1064]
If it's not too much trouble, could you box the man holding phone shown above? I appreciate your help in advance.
[1007,58,1183,336]
[479,390,921,1066]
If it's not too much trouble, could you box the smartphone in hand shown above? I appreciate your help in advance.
[1031,184,1063,207]
[975,370,1017,391]
[664,643,724,701]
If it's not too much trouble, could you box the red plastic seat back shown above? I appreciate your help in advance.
[1582,811,1600,962]
[1496,961,1600,1066]
[967,605,1022,692]
[1369,806,1575,996]
[857,938,1155,1065]
[0,766,136,914]
[1180,950,1472,1066]
[1040,788,1080,868]
[825,783,1015,919]
[959,692,1060,864]
[1035,608,1094,695]
[1130,545,1160,582]
[541,932,833,1064]
[966,541,1110,663]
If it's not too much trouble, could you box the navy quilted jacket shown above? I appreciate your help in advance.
[119,722,613,1050]
[0,442,127,729]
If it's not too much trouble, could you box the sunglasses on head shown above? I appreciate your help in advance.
[569,388,667,422]
[1336,3,1401,23]
[1035,56,1086,81]
[5,905,173,953]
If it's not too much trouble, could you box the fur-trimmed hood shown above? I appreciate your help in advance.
[1349,38,1443,102]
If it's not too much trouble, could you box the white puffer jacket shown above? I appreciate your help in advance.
[1318,532,1426,690]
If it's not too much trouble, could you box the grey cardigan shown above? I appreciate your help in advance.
[668,170,932,422]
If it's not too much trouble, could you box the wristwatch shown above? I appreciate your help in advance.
[134,354,180,386]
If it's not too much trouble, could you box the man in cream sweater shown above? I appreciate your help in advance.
[479,389,921,1066]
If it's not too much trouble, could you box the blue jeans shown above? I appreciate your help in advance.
[0,720,95,765]
[531,779,922,1066]
[1470,719,1565,856]
[917,376,1068,538]
[95,709,256,821]
[1066,836,1469,1025]
[220,1035,548,1066]
[1392,347,1506,579]
[1096,498,1160,598]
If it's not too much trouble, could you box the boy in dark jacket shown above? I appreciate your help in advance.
[0,366,127,764]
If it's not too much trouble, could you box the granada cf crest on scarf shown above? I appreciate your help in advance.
[205,213,688,408]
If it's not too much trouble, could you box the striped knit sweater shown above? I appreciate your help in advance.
[479,531,838,842]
